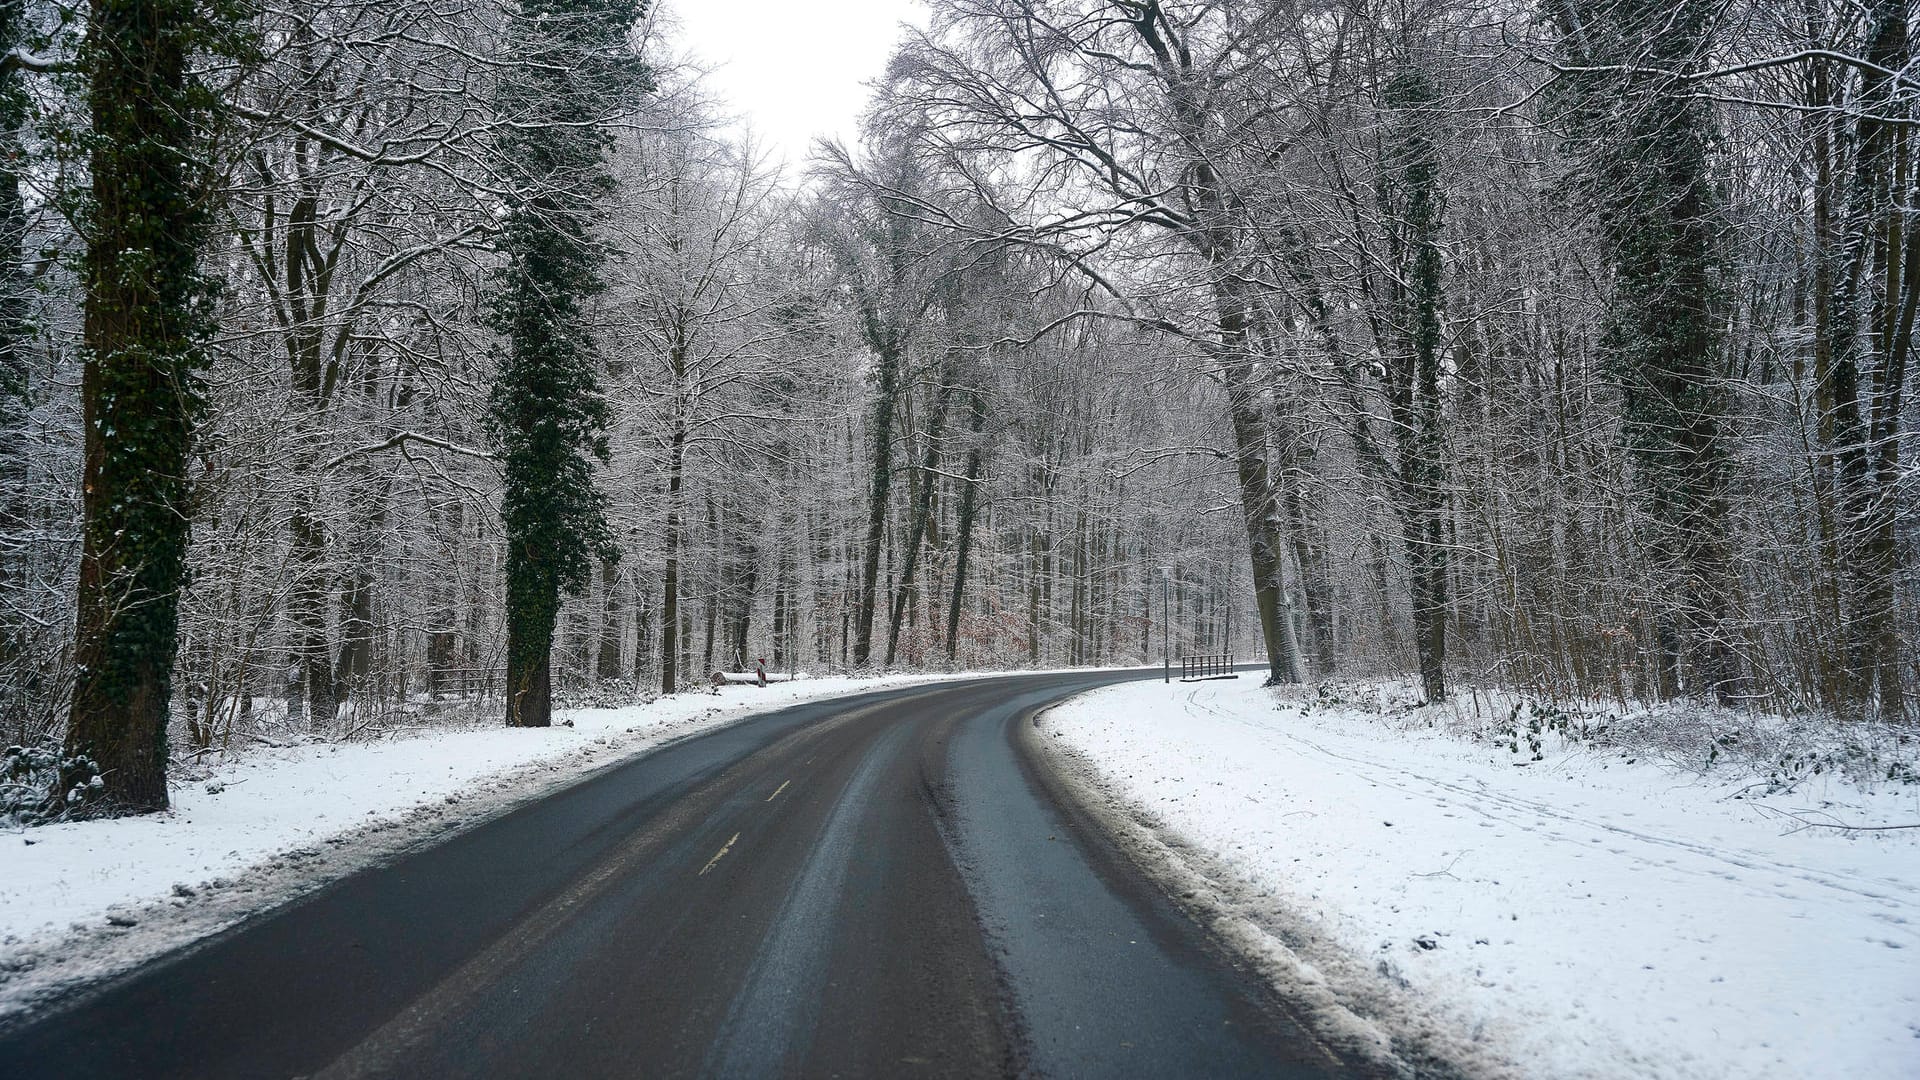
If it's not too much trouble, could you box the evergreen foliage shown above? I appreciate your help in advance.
[486,0,647,726]
[1550,0,1740,701]
[0,0,37,741]
[60,0,248,813]
[1381,61,1450,703]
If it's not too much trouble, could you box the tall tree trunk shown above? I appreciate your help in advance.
[1384,64,1450,703]
[1026,526,1042,663]
[885,377,954,665]
[1219,289,1307,685]
[287,506,335,729]
[1251,306,1337,676]
[729,541,758,669]
[1281,481,1336,677]
[660,416,685,693]
[1555,0,1740,703]
[487,0,633,728]
[853,343,903,666]
[632,592,652,693]
[63,0,215,814]
[596,556,622,682]
[1824,0,1911,717]
[771,556,788,670]
[333,464,389,712]
[702,496,720,672]
[679,607,692,689]
[0,11,30,741]
[1125,5,1302,685]
[427,505,458,698]
[945,391,987,663]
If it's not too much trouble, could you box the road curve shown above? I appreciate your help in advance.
[0,670,1354,1079]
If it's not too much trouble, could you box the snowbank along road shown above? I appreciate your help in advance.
[1043,679,1920,1080]
[0,670,1358,1079]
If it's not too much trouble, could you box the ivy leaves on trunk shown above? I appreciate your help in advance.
[486,0,647,727]
[1550,0,1741,702]
[59,0,250,815]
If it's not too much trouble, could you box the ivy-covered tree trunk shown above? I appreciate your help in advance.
[1383,64,1451,704]
[62,0,224,814]
[1554,0,1740,702]
[486,0,644,727]
[0,0,34,742]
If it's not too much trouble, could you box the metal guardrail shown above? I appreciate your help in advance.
[1178,653,1236,681]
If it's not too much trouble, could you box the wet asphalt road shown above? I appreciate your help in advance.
[0,670,1353,1079]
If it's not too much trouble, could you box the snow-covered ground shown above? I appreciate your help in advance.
[0,671,1006,1015]
[1039,678,1920,1080]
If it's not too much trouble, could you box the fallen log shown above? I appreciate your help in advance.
[709,669,803,687]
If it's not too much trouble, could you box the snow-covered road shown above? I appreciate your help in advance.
[1041,678,1920,1080]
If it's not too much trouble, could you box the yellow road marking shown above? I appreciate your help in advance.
[766,780,791,802]
[699,832,739,876]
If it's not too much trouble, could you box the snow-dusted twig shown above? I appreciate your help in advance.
[1754,804,1920,835]
[324,432,497,470]
[1412,852,1469,879]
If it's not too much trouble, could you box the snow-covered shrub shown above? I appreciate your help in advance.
[1280,676,1920,792]
[555,677,650,710]
[1,740,104,826]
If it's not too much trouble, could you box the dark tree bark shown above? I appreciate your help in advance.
[702,495,719,674]
[632,592,652,692]
[286,508,334,728]
[63,0,222,814]
[1121,5,1305,686]
[486,0,641,727]
[0,11,32,740]
[1820,0,1911,718]
[885,374,955,666]
[596,556,622,682]
[1281,480,1336,678]
[332,452,390,709]
[770,553,789,670]
[726,522,759,670]
[945,391,987,663]
[1220,328,1307,686]
[425,499,464,696]
[853,341,902,665]
[1382,63,1450,703]
[660,381,686,693]
[1553,0,1740,703]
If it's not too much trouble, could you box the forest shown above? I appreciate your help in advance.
[0,0,1913,818]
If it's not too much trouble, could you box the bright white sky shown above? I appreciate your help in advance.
[666,0,929,170]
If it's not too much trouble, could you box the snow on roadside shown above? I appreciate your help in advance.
[0,671,993,1017]
[1038,678,1920,1080]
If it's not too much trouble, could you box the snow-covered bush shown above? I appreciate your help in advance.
[555,678,650,710]
[1283,677,1920,792]
[1,740,104,826]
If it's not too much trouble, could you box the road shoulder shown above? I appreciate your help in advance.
[1023,693,1512,1080]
